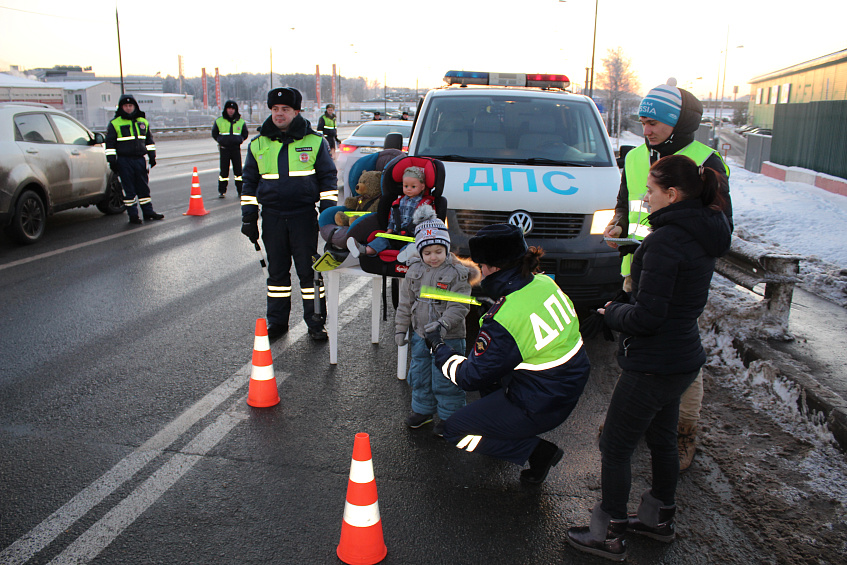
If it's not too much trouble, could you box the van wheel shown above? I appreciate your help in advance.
[5,190,46,244]
[96,173,126,215]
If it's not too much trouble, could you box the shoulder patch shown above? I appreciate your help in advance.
[473,330,492,357]
[482,296,506,320]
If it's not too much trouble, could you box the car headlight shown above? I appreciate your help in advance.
[590,209,615,234]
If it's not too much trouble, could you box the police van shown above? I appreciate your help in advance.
[407,71,623,310]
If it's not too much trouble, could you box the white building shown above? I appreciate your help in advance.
[51,81,122,131]
[0,73,63,108]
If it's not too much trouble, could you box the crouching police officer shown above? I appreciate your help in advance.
[212,100,249,197]
[428,224,590,483]
[240,87,338,341]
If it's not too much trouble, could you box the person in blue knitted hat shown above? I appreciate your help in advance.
[600,79,734,483]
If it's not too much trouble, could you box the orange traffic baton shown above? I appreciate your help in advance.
[246,318,280,408]
[183,166,210,216]
[337,433,387,565]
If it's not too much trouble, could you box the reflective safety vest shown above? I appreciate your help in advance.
[215,116,245,138]
[491,275,583,371]
[620,141,729,276]
[250,133,323,179]
[106,116,155,157]
[321,114,336,133]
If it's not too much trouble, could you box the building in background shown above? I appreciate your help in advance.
[748,48,847,128]
[0,73,63,108]
[52,81,122,130]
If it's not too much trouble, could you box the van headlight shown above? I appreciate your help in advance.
[590,210,615,234]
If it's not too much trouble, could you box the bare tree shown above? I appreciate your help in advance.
[597,47,641,134]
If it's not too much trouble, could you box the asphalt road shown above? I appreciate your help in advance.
[1,138,844,564]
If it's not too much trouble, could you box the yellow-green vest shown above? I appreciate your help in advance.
[215,116,245,137]
[620,141,729,276]
[250,133,323,179]
[110,116,151,143]
[321,114,336,132]
[491,275,583,370]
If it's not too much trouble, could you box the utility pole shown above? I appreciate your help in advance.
[589,0,598,98]
[115,9,125,95]
[269,48,273,90]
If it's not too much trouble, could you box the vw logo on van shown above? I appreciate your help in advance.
[508,211,533,234]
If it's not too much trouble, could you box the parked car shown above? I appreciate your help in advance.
[0,102,125,244]
[335,120,412,196]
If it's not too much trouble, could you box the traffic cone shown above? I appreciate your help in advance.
[247,318,280,408]
[337,433,387,565]
[183,166,210,216]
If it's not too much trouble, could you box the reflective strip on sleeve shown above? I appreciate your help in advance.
[456,435,482,452]
[146,144,156,151]
[320,190,338,200]
[288,169,315,177]
[515,339,584,371]
[261,173,280,180]
[116,136,135,141]
[440,354,465,385]
[241,196,259,206]
[104,148,116,155]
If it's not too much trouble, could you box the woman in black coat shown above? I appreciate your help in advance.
[567,154,732,561]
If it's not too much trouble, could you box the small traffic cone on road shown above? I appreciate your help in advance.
[337,433,387,565]
[183,166,210,216]
[247,318,280,408]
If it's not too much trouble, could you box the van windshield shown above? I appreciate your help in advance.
[414,94,613,167]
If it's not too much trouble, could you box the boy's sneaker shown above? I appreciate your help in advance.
[405,411,433,429]
[433,421,446,438]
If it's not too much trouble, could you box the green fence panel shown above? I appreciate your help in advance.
[771,100,847,179]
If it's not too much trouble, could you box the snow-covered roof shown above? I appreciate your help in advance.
[45,81,109,90]
[0,73,63,89]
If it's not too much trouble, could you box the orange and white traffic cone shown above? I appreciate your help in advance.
[247,318,280,408]
[337,433,387,565]
[183,166,210,216]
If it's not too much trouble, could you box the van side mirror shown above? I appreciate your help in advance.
[616,144,635,168]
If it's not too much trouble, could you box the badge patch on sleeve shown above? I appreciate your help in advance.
[436,282,448,290]
[473,330,492,356]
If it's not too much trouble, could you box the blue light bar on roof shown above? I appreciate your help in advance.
[443,71,489,85]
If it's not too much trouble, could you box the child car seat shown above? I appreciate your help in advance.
[357,155,447,278]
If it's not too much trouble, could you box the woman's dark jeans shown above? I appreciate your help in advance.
[599,368,700,519]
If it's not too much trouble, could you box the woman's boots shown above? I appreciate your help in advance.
[566,503,628,561]
[626,490,676,542]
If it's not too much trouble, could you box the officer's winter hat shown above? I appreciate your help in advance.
[639,84,683,128]
[267,87,302,111]
[224,100,238,111]
[414,205,450,254]
[469,224,528,268]
[117,94,138,110]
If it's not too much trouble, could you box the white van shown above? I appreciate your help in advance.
[407,71,623,310]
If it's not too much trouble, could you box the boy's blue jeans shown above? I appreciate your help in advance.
[408,332,466,420]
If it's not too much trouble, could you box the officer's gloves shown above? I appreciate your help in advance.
[148,158,156,168]
[241,221,259,243]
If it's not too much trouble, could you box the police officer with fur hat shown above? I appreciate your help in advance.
[212,100,249,197]
[240,87,338,341]
[105,94,163,224]
[428,224,590,483]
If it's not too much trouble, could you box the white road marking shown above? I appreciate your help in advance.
[0,275,372,564]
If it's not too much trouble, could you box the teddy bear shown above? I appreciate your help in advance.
[334,170,383,226]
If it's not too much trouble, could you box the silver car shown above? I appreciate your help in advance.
[0,102,124,244]
[335,120,411,197]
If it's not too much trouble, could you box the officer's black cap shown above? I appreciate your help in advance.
[469,224,528,268]
[267,87,302,111]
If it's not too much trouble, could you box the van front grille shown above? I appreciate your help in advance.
[453,210,584,239]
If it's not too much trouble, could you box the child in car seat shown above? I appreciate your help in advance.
[394,206,477,437]
[347,166,433,258]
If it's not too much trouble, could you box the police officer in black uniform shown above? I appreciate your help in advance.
[212,100,249,197]
[105,94,163,225]
[316,104,338,158]
[240,88,338,340]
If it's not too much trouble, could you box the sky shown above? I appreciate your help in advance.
[1,0,844,99]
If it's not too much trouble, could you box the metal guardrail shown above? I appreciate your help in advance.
[715,237,802,334]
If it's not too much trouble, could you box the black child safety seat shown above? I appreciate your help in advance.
[357,155,447,279]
